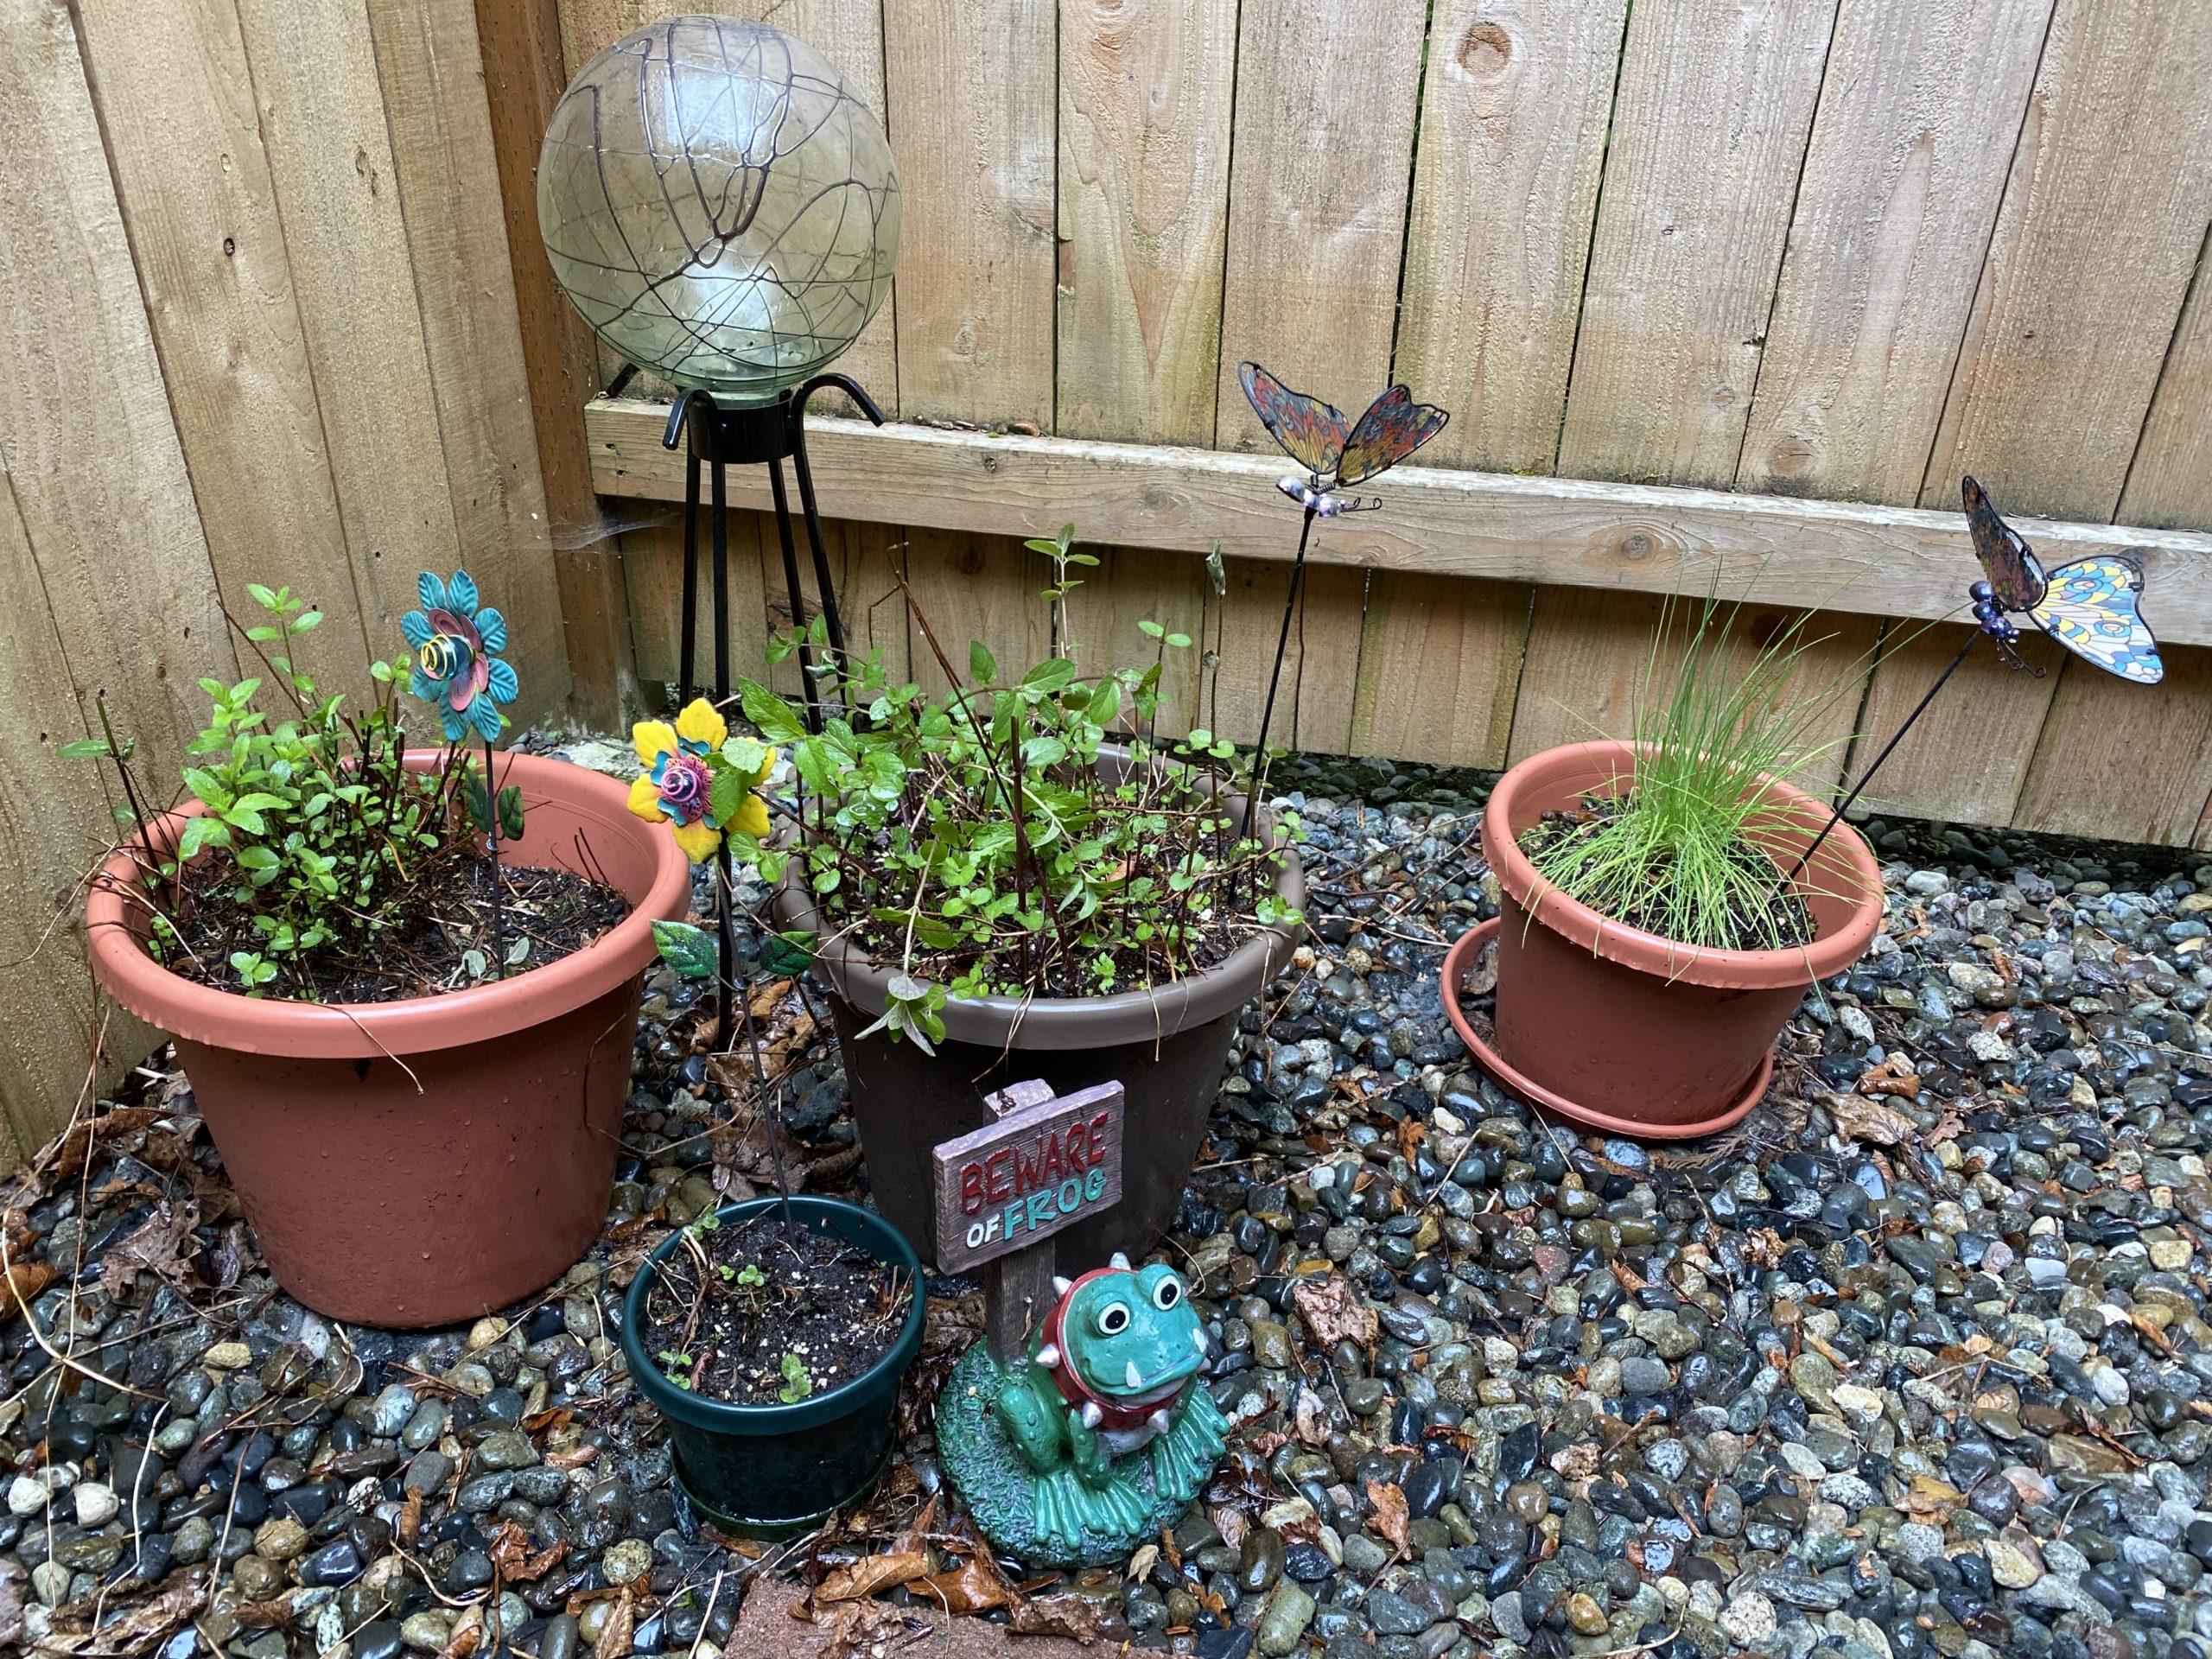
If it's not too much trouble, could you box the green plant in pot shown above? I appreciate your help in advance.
[620,1195,925,1535]
[689,530,1305,1269]
[74,575,690,1325]
[1443,590,1888,1138]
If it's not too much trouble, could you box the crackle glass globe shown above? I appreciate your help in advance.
[537,16,899,404]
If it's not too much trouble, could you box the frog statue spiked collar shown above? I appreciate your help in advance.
[1034,1255,1206,1435]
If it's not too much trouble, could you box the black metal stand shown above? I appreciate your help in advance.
[659,373,887,1042]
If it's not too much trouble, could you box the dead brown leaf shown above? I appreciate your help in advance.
[911,1554,1013,1614]
[1827,1090,1919,1147]
[805,1599,930,1659]
[1367,1479,1410,1556]
[35,1570,205,1656]
[96,1199,199,1298]
[439,1619,483,1659]
[232,1599,296,1629]
[1292,1274,1376,1350]
[811,1548,931,1605]
[595,1590,634,1659]
[1855,1055,1921,1101]
[2,1262,55,1324]
[397,1488,423,1548]
[706,1104,810,1196]
[486,1520,567,1583]
[1007,1592,1103,1643]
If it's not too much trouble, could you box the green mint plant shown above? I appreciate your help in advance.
[67,579,523,998]
[723,532,1301,1050]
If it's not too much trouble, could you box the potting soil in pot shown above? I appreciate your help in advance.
[633,1208,913,1405]
[158,855,628,1001]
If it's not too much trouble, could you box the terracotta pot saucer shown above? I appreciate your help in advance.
[1439,920,1771,1142]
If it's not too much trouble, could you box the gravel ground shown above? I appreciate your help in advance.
[4,745,2211,1659]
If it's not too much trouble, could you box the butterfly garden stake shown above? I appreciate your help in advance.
[1783,477,2164,886]
[1236,363,1448,835]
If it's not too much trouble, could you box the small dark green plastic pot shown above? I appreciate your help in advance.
[620,1196,925,1536]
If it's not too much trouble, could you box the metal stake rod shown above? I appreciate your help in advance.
[1242,503,1319,843]
[1783,630,1980,888]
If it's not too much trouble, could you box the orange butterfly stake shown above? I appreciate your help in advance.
[1239,362,1448,518]
[1234,363,1449,836]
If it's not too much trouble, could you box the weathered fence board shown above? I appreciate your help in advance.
[587,405,2212,640]
[1737,0,2053,504]
[1919,0,2212,520]
[74,0,374,697]
[1557,0,1836,488]
[1057,0,1236,444]
[1395,0,1628,478]
[1213,0,1427,455]
[883,0,1054,426]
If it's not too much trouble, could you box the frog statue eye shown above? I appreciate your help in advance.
[1095,1301,1131,1337]
[1153,1276,1183,1312]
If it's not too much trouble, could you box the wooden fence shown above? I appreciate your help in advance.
[0,0,617,1162]
[542,0,2212,861]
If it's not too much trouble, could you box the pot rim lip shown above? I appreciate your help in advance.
[1484,739,1885,990]
[620,1195,926,1433]
[770,747,1306,1046]
[84,749,694,1059]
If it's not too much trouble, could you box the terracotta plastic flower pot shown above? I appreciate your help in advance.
[86,751,691,1326]
[772,752,1302,1272]
[1449,740,1884,1137]
[619,1196,925,1536]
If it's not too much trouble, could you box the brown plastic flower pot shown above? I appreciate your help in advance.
[1452,740,1884,1137]
[86,751,692,1327]
[772,753,1302,1272]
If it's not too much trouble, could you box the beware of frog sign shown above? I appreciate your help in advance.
[931,1081,1124,1274]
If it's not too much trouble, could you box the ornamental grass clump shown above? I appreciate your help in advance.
[715,536,1300,1052]
[69,573,621,1001]
[1522,589,1877,954]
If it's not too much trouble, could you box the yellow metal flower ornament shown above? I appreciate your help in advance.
[628,699,774,863]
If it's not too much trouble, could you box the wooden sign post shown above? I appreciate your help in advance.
[931,1079,1124,1362]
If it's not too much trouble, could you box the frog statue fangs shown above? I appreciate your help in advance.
[935,1254,1229,1566]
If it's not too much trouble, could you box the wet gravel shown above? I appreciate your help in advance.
[6,744,2212,1659]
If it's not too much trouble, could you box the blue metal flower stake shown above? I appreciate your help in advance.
[1781,478,2166,889]
[404,572,522,976]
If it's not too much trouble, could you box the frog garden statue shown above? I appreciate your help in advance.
[937,1255,1228,1566]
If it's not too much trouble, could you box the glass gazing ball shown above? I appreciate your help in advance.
[537,16,899,404]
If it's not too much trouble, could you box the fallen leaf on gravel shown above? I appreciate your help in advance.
[35,1570,204,1656]
[1,1262,54,1323]
[811,1548,931,1605]
[595,1590,634,1659]
[1854,1056,1920,1101]
[1367,1480,1410,1555]
[0,1560,22,1648]
[912,1555,1013,1614]
[487,1519,567,1581]
[1292,1274,1376,1349]
[1007,1592,1102,1643]
[1826,1090,1918,1145]
[96,1199,199,1297]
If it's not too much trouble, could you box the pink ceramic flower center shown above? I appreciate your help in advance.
[658,753,711,821]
